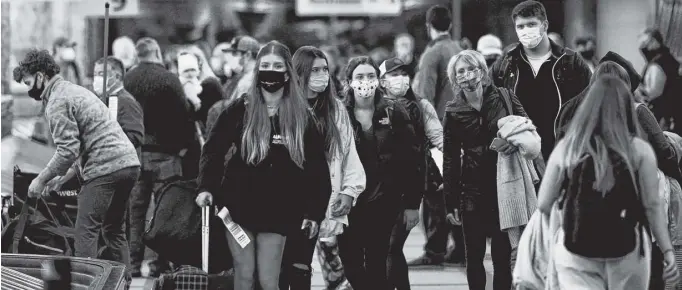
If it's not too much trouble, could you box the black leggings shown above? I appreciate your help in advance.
[388,211,411,290]
[279,229,318,290]
[339,197,400,290]
[461,198,512,290]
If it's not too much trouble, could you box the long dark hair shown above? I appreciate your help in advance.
[241,41,310,168]
[293,46,343,160]
[343,56,383,107]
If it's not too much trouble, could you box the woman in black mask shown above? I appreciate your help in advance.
[196,41,332,290]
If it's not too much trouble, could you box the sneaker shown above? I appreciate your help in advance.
[407,255,444,268]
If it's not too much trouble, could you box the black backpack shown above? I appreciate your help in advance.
[559,152,647,258]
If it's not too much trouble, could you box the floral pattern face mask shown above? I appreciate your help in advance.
[350,79,379,99]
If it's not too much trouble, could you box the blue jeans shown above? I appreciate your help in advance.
[227,227,287,290]
[75,166,140,266]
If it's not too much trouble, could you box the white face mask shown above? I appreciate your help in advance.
[93,76,116,96]
[350,79,379,99]
[517,26,543,49]
[60,48,76,62]
[226,55,244,75]
[382,75,410,97]
[308,74,329,93]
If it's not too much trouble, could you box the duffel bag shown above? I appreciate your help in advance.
[143,179,232,273]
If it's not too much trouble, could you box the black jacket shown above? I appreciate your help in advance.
[197,97,331,236]
[489,40,592,139]
[386,91,430,194]
[442,85,528,213]
[347,98,421,209]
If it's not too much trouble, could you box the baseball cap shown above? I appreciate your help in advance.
[379,57,407,78]
[477,34,502,57]
[229,36,260,56]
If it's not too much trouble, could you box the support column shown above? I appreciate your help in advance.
[563,0,596,50]
[451,0,462,40]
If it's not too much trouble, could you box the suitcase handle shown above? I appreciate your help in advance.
[201,206,210,273]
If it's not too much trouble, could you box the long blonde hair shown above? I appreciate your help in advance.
[241,41,310,168]
[562,76,642,192]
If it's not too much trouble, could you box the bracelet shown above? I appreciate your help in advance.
[663,248,675,256]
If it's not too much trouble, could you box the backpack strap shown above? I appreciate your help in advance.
[499,87,514,116]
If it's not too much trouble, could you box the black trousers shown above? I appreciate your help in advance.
[388,211,412,290]
[339,197,400,290]
[461,196,512,290]
[279,228,318,290]
[422,190,465,261]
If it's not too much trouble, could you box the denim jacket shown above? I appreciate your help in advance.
[319,98,367,238]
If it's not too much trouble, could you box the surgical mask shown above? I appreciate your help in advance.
[258,70,287,93]
[456,70,482,92]
[308,74,329,93]
[517,26,543,49]
[180,76,203,95]
[382,75,410,97]
[350,79,378,99]
[60,48,76,62]
[93,76,117,96]
[28,73,44,101]
[227,55,244,75]
[210,57,224,75]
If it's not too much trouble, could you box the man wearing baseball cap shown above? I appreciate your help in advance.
[477,34,503,68]
[207,36,261,133]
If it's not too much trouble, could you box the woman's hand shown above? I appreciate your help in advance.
[195,191,213,207]
[663,249,680,286]
[301,219,318,239]
[404,209,420,230]
[331,194,353,217]
[446,209,462,226]
[497,142,519,155]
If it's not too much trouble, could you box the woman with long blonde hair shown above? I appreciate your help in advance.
[537,76,679,289]
[196,41,331,290]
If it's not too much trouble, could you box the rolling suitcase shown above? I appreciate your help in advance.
[154,122,233,290]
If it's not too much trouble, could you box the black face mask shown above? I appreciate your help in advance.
[28,73,44,101]
[485,56,499,68]
[258,70,287,93]
[579,49,595,60]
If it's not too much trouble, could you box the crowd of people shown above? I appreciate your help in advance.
[10,0,682,289]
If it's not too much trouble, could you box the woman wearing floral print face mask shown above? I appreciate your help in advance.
[339,56,421,290]
[443,50,531,290]
[379,57,444,290]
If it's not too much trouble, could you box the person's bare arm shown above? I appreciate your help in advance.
[537,139,566,214]
[636,137,674,252]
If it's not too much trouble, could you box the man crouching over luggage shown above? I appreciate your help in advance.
[15,49,141,267]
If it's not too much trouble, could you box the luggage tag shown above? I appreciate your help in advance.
[217,207,251,248]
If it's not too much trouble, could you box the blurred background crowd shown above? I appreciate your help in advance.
[1,0,681,98]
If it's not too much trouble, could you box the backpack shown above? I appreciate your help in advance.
[559,152,646,258]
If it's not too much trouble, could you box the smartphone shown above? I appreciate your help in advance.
[490,137,508,151]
